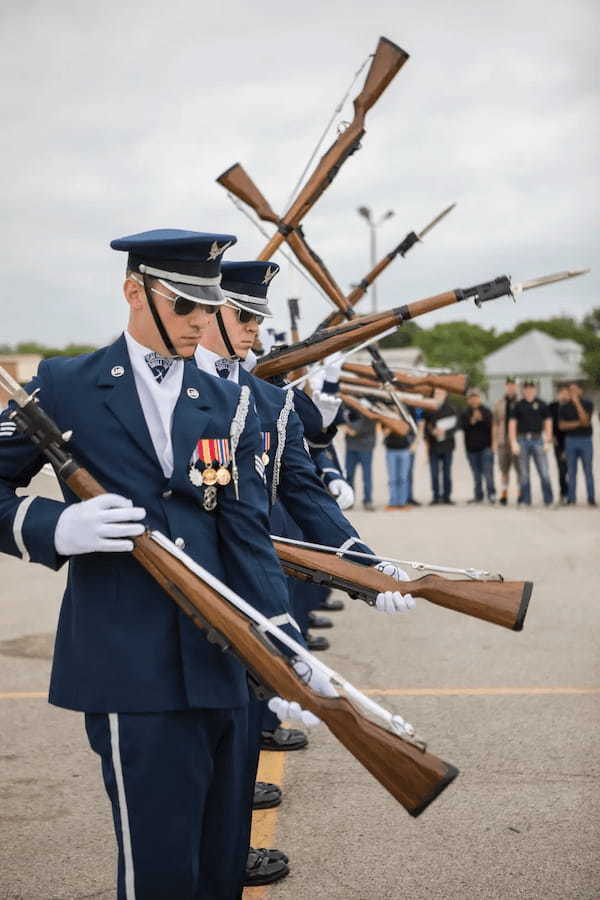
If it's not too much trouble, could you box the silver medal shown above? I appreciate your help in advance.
[189,467,203,487]
[202,485,218,512]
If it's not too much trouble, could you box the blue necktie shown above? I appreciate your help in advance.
[144,351,175,384]
[215,358,233,379]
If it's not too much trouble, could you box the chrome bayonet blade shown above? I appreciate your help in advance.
[512,268,591,294]
[0,365,31,407]
[417,202,456,240]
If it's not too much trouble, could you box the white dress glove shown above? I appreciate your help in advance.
[54,494,146,556]
[373,562,416,613]
[268,658,337,727]
[311,390,342,428]
[323,353,343,384]
[329,478,354,510]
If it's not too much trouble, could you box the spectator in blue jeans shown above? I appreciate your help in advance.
[342,406,376,510]
[460,388,496,503]
[423,389,457,505]
[382,426,412,509]
[508,381,554,506]
[558,383,596,506]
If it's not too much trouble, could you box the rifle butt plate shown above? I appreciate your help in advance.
[409,762,460,818]
[513,581,533,632]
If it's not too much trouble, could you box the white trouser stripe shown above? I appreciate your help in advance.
[269,612,301,632]
[13,495,36,562]
[109,713,136,899]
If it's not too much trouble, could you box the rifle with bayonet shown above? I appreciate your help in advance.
[0,365,457,817]
[218,36,409,261]
[253,269,590,381]
[343,363,468,396]
[272,538,532,632]
[318,203,456,330]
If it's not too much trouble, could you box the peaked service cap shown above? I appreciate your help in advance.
[220,260,280,318]
[111,228,237,305]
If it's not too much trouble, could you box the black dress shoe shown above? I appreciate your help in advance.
[260,726,308,751]
[254,846,289,864]
[320,596,345,611]
[442,498,455,505]
[408,499,421,506]
[308,612,333,629]
[253,780,282,809]
[429,498,440,505]
[245,848,289,886]
[306,633,330,651]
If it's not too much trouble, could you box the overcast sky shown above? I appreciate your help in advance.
[1,0,598,348]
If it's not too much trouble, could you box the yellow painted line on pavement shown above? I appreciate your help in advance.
[0,691,46,699]
[243,749,287,900]
[364,687,600,696]
[2,688,600,701]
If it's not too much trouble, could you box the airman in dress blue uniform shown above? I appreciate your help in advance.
[194,258,417,885]
[0,230,308,899]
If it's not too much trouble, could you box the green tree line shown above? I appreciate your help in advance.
[380,308,600,387]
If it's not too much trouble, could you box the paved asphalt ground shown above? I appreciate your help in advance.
[1,436,598,899]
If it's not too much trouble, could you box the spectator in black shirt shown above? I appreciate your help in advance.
[422,389,457,505]
[460,388,496,503]
[558,383,596,505]
[508,381,554,506]
[549,385,570,502]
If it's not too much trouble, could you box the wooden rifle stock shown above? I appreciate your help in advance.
[343,362,468,396]
[258,37,409,259]
[341,393,410,436]
[273,542,532,632]
[341,370,435,398]
[253,307,405,380]
[340,378,439,411]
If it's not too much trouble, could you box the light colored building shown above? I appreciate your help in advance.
[483,329,584,404]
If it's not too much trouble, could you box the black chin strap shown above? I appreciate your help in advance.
[216,309,239,361]
[142,273,181,358]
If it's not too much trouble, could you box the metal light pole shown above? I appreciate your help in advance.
[357,206,395,312]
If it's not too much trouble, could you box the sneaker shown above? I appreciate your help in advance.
[499,495,507,506]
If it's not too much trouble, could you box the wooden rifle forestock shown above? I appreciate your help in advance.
[343,362,468,396]
[341,372,435,398]
[253,308,405,380]
[340,379,439,411]
[341,393,410,436]
[273,543,532,632]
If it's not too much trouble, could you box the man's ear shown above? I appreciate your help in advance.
[123,275,145,310]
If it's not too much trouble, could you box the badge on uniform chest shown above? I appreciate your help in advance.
[261,431,272,466]
[189,438,232,510]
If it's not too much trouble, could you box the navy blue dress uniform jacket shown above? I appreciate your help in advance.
[0,336,299,713]
[238,369,371,555]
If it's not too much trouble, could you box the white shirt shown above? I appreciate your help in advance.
[194,345,240,384]
[124,331,183,477]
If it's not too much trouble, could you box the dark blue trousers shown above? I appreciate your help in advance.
[85,708,252,900]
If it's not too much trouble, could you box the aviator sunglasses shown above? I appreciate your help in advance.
[231,306,264,326]
[132,276,218,316]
